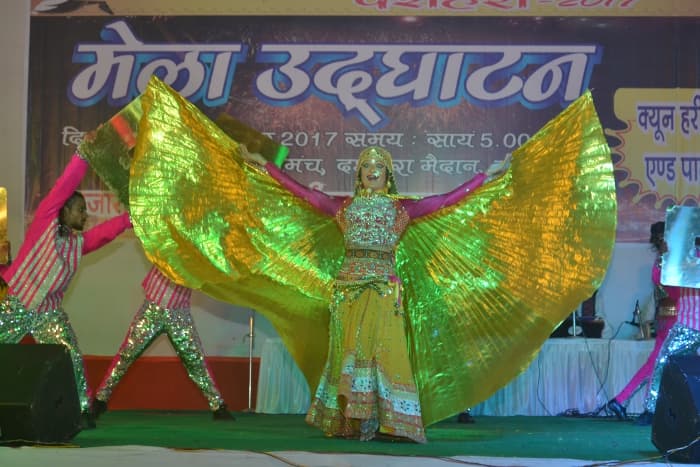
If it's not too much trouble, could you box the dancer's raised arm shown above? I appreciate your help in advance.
[239,145,343,216]
[402,154,511,219]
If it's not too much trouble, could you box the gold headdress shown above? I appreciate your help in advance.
[354,146,399,195]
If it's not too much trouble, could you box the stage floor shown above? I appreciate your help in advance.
[0,446,679,467]
[0,411,683,466]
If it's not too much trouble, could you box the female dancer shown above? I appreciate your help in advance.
[606,221,679,420]
[0,151,131,426]
[242,145,504,442]
[91,77,616,442]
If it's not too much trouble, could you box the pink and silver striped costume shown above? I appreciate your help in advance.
[0,153,131,413]
[95,265,226,411]
[644,254,700,413]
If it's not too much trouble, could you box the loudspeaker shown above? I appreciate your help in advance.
[652,354,700,463]
[0,344,81,443]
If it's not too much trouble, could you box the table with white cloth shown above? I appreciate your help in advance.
[255,337,655,416]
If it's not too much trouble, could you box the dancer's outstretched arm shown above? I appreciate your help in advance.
[403,155,510,219]
[240,147,343,216]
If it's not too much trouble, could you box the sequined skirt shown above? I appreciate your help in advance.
[305,280,426,443]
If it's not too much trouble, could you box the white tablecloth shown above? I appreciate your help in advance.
[255,338,312,414]
[255,337,655,416]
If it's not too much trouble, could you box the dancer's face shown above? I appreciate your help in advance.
[359,157,388,191]
[61,197,88,231]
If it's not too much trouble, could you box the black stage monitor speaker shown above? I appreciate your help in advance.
[0,344,81,443]
[652,354,700,463]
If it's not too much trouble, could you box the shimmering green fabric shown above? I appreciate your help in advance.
[111,78,615,427]
[79,95,288,209]
[129,78,343,391]
[79,98,143,207]
[397,93,617,424]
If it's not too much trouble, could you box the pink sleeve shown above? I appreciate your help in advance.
[654,262,681,301]
[402,173,487,219]
[82,212,132,254]
[32,154,89,235]
[265,163,343,216]
[4,154,88,281]
[652,263,661,285]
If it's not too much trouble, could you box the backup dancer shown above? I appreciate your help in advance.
[93,264,234,420]
[638,239,700,425]
[606,221,679,421]
[0,151,131,426]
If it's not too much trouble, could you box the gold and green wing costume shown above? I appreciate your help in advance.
[397,94,616,424]
[81,77,616,426]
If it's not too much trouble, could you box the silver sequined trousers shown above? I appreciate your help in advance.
[644,323,700,412]
[0,296,92,412]
[95,300,225,410]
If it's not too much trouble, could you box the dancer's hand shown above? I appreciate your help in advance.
[82,124,102,145]
[0,240,10,266]
[238,144,267,166]
[76,127,100,160]
[486,154,512,179]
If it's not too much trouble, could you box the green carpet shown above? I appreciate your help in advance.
[71,412,661,462]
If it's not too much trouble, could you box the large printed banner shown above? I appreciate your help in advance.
[31,0,700,17]
[27,13,700,242]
